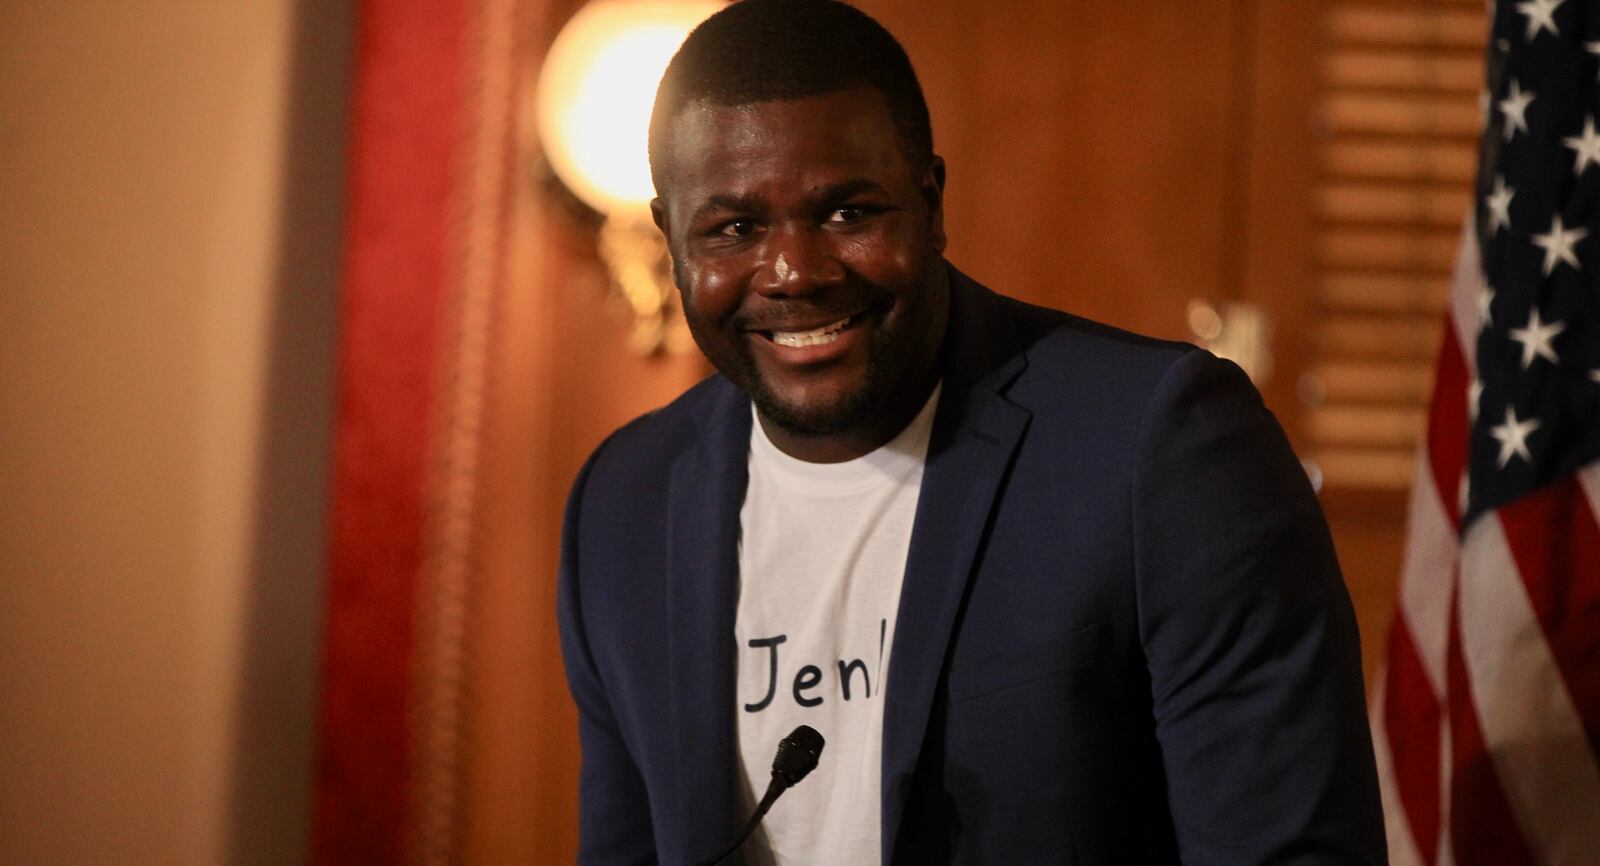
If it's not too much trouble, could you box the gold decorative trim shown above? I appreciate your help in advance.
[410,0,521,862]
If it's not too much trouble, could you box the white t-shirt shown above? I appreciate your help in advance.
[733,385,940,866]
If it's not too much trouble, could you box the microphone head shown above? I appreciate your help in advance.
[770,725,825,789]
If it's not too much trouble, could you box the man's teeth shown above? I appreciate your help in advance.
[771,317,851,348]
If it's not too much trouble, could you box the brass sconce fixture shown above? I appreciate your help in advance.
[536,0,723,354]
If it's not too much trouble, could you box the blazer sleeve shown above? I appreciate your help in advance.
[1131,349,1386,865]
[557,449,659,865]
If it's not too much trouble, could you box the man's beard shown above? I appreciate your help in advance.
[738,325,899,437]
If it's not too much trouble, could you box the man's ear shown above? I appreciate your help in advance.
[922,155,947,254]
[650,197,669,235]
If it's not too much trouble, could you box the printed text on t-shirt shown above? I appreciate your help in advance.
[743,618,888,712]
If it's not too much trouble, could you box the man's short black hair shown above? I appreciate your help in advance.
[647,0,933,189]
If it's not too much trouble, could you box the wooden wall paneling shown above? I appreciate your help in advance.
[865,1,1249,339]
[1303,0,1481,493]
[1322,487,1410,687]
[964,1,1243,339]
[1236,0,1321,435]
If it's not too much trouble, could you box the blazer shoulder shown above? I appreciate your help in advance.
[998,294,1206,403]
[579,372,738,490]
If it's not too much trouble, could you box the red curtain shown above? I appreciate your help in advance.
[314,0,709,860]
[314,0,526,861]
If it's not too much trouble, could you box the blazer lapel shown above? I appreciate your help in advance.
[881,270,1032,863]
[666,380,751,866]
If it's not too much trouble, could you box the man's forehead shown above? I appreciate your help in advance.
[659,89,904,179]
[665,99,769,153]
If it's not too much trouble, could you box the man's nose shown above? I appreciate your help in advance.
[752,226,844,296]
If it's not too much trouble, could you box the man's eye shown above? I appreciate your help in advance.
[827,206,867,223]
[718,219,757,237]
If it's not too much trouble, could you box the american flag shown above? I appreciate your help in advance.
[1372,1,1600,864]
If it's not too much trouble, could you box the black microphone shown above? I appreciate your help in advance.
[694,725,825,866]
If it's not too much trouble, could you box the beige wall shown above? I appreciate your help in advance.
[0,2,350,863]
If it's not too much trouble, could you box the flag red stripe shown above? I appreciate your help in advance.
[1380,311,1472,863]
[1383,617,1443,865]
[1426,321,1470,530]
[1496,475,1600,756]
[1446,589,1538,866]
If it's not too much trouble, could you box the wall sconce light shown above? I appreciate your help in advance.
[536,0,723,354]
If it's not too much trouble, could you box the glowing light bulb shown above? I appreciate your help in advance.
[536,0,723,215]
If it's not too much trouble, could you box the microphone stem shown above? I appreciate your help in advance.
[693,777,784,866]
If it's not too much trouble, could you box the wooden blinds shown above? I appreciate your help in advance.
[1302,0,1485,490]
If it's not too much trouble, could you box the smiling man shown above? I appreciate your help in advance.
[556,2,1386,865]
[652,71,949,464]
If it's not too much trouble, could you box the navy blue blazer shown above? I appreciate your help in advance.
[557,268,1386,865]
